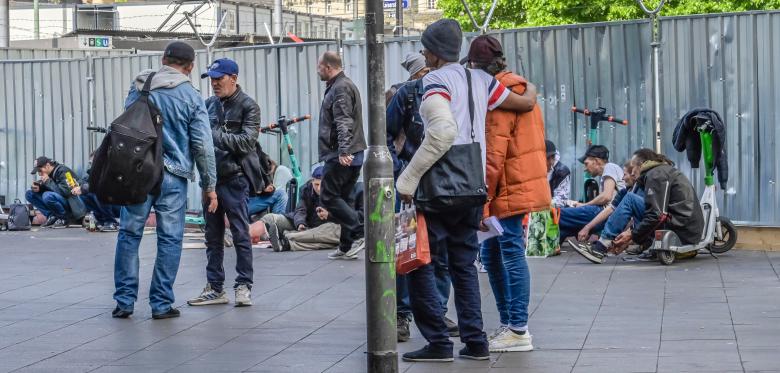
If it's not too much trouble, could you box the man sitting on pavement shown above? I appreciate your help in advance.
[247,159,289,217]
[25,156,86,229]
[546,140,571,208]
[72,153,121,232]
[558,145,625,240]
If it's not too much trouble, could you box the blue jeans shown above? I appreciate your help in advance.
[26,190,69,219]
[397,251,451,319]
[409,206,487,352]
[80,193,120,225]
[559,205,604,240]
[481,214,530,330]
[247,188,288,215]
[601,192,645,240]
[113,172,188,315]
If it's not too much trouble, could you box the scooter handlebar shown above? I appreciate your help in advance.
[571,107,628,125]
[571,106,590,116]
[608,116,629,126]
[86,126,108,133]
[261,115,311,133]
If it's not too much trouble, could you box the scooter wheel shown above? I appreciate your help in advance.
[709,217,737,254]
[658,250,675,265]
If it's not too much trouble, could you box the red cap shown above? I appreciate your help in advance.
[461,35,504,65]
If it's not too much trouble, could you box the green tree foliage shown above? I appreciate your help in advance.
[438,0,780,29]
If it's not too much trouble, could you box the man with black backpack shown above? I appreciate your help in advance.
[187,58,260,307]
[111,42,217,320]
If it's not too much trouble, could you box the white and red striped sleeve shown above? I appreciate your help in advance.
[487,78,509,111]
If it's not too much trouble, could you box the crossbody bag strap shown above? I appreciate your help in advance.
[464,67,475,141]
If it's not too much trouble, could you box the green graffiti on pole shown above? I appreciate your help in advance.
[369,186,394,223]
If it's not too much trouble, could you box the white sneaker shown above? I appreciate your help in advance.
[187,284,229,306]
[488,325,509,341]
[345,238,365,257]
[234,284,252,307]
[488,328,533,353]
[328,248,357,260]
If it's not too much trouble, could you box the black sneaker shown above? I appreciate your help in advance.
[265,221,283,252]
[100,222,118,232]
[445,316,459,337]
[402,345,454,362]
[636,250,657,261]
[397,315,412,342]
[459,344,490,361]
[41,216,57,228]
[111,306,133,319]
[152,308,181,320]
[567,238,604,264]
[51,218,69,229]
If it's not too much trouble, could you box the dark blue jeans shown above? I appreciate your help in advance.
[481,214,530,330]
[205,176,253,293]
[80,193,120,225]
[397,249,451,319]
[559,205,604,240]
[409,206,487,352]
[601,192,645,240]
[26,190,69,219]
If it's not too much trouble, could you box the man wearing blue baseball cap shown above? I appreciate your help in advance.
[188,58,263,307]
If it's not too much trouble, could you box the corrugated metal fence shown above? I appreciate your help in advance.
[1,11,778,225]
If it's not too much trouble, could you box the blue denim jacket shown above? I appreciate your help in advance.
[125,67,217,192]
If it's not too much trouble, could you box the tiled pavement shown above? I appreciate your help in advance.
[1,228,779,372]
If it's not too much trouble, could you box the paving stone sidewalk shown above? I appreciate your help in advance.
[1,228,779,372]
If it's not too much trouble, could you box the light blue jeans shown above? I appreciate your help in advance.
[247,188,288,215]
[480,214,530,330]
[113,172,188,315]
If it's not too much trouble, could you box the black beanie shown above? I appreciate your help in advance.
[422,19,463,63]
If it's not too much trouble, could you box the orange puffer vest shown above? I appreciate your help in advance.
[483,71,551,219]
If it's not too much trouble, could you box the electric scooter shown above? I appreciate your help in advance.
[571,106,629,202]
[650,117,737,265]
[260,114,311,212]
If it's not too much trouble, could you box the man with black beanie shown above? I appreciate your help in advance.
[396,19,538,362]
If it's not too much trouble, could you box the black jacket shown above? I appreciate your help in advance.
[632,162,704,245]
[287,180,326,229]
[549,161,570,196]
[386,79,425,176]
[39,162,86,220]
[672,108,728,189]
[206,86,262,183]
[318,72,367,162]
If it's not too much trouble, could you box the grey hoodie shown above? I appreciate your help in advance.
[133,65,192,92]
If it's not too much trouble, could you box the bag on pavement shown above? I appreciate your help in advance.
[89,71,164,205]
[395,204,431,274]
[7,199,31,231]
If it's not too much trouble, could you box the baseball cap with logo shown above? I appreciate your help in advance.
[30,156,52,175]
[201,58,239,79]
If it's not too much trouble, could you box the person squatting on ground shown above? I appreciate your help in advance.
[546,140,571,208]
[112,42,217,320]
[247,159,289,216]
[557,144,625,240]
[467,34,548,353]
[187,58,260,307]
[386,52,458,343]
[73,153,121,232]
[261,166,342,252]
[396,19,538,362]
[26,156,87,229]
[316,51,368,261]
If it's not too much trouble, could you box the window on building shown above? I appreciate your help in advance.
[427,0,436,9]
[346,0,352,12]
[325,0,332,14]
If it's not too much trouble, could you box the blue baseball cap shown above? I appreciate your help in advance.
[201,58,239,79]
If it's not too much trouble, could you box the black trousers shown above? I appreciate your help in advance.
[204,175,253,293]
[320,161,362,252]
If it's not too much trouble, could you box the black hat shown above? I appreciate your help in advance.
[163,41,196,63]
[545,140,557,157]
[30,156,52,175]
[421,19,463,63]
[578,145,610,164]
[460,35,504,65]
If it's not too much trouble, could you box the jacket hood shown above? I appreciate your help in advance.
[495,71,527,95]
[134,65,191,91]
[640,160,666,173]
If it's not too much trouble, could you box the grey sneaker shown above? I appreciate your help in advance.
[488,325,509,341]
[328,248,357,260]
[51,218,69,229]
[99,222,118,232]
[345,237,365,257]
[224,231,234,248]
[567,238,605,264]
[265,221,283,252]
[187,284,229,306]
[234,284,252,307]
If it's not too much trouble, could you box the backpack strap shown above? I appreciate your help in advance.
[464,67,475,141]
[141,71,156,97]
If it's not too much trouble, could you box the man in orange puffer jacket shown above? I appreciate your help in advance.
[465,35,550,354]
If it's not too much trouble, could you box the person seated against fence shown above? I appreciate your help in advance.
[260,166,341,252]
[546,140,571,208]
[573,149,705,263]
[557,145,625,241]
[247,159,289,217]
[71,152,121,232]
[25,156,87,229]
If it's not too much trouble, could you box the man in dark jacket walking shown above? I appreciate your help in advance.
[188,58,259,307]
[316,51,368,260]
[26,156,86,228]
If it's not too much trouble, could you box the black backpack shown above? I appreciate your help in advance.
[7,199,31,231]
[90,71,164,205]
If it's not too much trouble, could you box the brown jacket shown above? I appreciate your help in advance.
[484,71,551,219]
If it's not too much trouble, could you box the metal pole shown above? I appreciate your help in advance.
[0,0,9,48]
[33,0,39,39]
[273,0,283,37]
[636,0,666,153]
[363,0,397,371]
[394,0,402,36]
